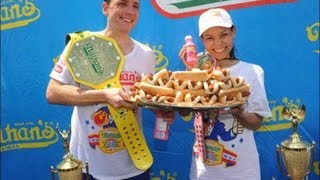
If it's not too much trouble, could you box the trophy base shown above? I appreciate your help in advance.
[58,168,83,180]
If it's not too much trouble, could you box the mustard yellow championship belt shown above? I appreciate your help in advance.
[65,31,153,170]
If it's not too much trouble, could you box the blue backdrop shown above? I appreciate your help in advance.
[1,0,319,180]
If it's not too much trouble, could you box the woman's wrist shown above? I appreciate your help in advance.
[234,110,245,121]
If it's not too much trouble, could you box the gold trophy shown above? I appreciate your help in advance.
[276,104,315,180]
[50,124,89,180]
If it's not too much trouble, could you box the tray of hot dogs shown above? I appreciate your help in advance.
[129,68,250,112]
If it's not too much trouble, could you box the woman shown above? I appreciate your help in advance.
[46,0,174,179]
[179,8,272,180]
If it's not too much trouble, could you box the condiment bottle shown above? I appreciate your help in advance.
[184,35,198,66]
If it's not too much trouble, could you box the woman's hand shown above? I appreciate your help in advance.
[219,104,262,130]
[218,104,245,115]
[178,110,192,117]
[155,110,176,125]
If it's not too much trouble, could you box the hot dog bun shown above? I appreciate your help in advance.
[153,68,169,80]
[174,89,207,96]
[172,69,208,81]
[173,80,189,90]
[218,84,251,97]
[203,80,219,94]
[231,76,244,87]
[218,79,232,90]
[137,82,174,96]
[210,68,230,81]
[140,74,155,84]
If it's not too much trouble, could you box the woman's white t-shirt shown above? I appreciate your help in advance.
[190,61,272,180]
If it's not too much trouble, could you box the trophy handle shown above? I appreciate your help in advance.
[50,166,56,180]
[84,162,89,180]
[276,145,289,176]
[307,142,316,174]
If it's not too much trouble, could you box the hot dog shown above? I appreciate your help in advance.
[218,84,251,97]
[231,76,244,87]
[137,82,174,96]
[140,74,155,85]
[172,69,208,81]
[174,91,184,104]
[200,95,218,105]
[173,80,189,90]
[158,78,174,88]
[184,93,202,106]
[203,80,219,94]
[218,79,232,90]
[187,81,203,90]
[153,68,170,80]
[210,68,230,81]
[218,95,237,104]
[174,89,207,96]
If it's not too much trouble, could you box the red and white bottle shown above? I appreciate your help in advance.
[153,114,169,140]
[184,35,198,66]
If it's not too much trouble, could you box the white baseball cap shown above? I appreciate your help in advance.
[198,8,233,36]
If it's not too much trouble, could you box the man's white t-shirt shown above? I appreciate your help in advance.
[190,61,272,180]
[50,34,155,180]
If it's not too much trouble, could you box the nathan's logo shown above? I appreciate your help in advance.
[83,42,104,76]
[120,71,141,86]
[151,0,295,18]
[146,43,169,72]
[258,97,304,132]
[0,120,58,152]
[306,22,320,54]
[1,0,41,30]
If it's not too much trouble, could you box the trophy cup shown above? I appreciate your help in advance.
[50,124,89,180]
[276,104,315,180]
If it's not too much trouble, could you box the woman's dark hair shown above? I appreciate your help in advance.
[229,26,237,60]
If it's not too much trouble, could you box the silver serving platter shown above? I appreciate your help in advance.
[131,100,244,112]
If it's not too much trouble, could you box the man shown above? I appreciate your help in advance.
[46,0,173,179]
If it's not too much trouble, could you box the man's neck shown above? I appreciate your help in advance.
[103,29,134,55]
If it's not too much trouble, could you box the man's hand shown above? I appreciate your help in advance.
[104,88,136,110]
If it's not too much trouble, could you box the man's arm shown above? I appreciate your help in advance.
[46,79,134,109]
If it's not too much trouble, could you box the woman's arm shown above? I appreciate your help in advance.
[234,111,262,130]
[219,105,262,130]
